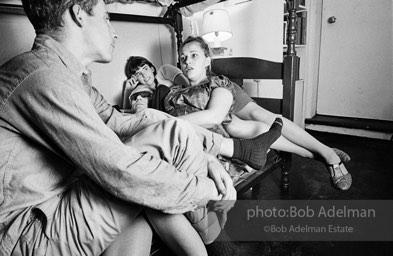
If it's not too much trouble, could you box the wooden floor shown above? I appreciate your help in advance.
[157,131,393,255]
[234,131,393,256]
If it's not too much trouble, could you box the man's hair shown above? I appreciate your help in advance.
[125,56,156,79]
[21,0,106,34]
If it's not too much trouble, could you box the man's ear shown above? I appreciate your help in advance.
[70,4,84,27]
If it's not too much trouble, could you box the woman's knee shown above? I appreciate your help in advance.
[223,122,240,136]
[102,215,153,256]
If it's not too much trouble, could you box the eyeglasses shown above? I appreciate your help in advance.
[130,91,152,101]
[132,64,151,80]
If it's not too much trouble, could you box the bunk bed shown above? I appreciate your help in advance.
[107,1,301,253]
[107,2,301,254]
[103,0,300,195]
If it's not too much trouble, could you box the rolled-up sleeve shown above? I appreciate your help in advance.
[12,69,216,214]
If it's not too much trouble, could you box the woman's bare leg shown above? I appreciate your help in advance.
[236,102,345,166]
[102,215,153,256]
[225,115,313,158]
[145,209,208,256]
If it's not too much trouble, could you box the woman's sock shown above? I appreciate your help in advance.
[232,117,283,170]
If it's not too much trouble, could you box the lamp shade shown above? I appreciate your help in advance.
[201,9,232,43]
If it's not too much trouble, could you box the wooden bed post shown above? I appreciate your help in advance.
[281,0,301,193]
[165,5,184,68]
[165,0,207,67]
[285,0,299,57]
[173,10,183,68]
[283,0,299,120]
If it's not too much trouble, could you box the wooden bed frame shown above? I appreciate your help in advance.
[109,1,301,254]
[112,0,301,254]
[96,2,300,201]
[104,0,301,197]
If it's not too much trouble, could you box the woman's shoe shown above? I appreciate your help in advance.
[326,161,352,190]
[332,148,351,163]
[315,148,350,164]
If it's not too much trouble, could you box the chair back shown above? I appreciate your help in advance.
[211,57,287,116]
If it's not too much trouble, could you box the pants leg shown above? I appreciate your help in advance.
[191,124,223,156]
[127,109,223,157]
[12,176,144,256]
[124,117,208,177]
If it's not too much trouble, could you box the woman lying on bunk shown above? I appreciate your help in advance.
[125,55,283,168]
[125,36,352,192]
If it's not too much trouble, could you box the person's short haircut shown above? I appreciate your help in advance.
[125,56,157,79]
[21,0,105,34]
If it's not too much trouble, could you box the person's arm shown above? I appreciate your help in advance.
[19,70,219,214]
[177,87,233,129]
[173,72,190,88]
[122,76,140,110]
[122,81,133,109]
[156,64,190,88]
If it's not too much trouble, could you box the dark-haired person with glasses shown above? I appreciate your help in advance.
[123,56,190,110]
[129,86,153,114]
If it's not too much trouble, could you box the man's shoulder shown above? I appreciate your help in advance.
[0,49,74,105]
[1,49,62,80]
[2,50,43,71]
[1,48,69,84]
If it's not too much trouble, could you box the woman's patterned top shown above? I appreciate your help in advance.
[164,75,237,137]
